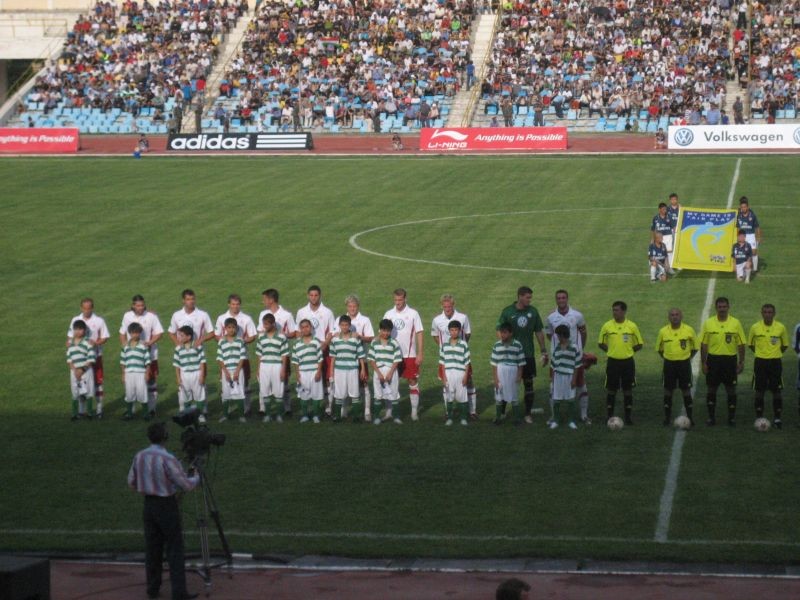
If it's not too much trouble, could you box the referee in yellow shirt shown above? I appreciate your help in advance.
[598,301,643,425]
[656,308,699,426]
[747,303,789,428]
[700,297,746,426]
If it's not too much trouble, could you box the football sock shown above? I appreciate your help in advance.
[409,384,420,415]
[78,397,86,415]
[663,394,673,422]
[468,387,476,414]
[523,380,534,413]
[350,399,362,421]
[196,401,206,415]
[446,401,454,420]
[500,400,507,415]
[178,396,186,412]
[95,398,102,415]
[237,399,245,417]
[682,393,693,422]
[578,386,589,419]
[650,265,657,280]
[549,396,555,421]
[753,254,759,271]
[623,394,633,422]
[300,399,310,418]
[363,386,371,414]
[223,402,230,417]
[283,387,292,412]
[727,390,737,422]
[773,393,783,421]
[313,399,323,418]
[754,393,765,418]
[495,403,503,420]
[86,397,95,417]
[606,393,616,418]
[553,402,562,425]
[259,396,266,413]
[147,386,158,412]
[71,399,79,417]
[706,393,716,422]
[512,402,522,422]
[569,399,578,423]
[126,403,134,418]
[334,402,342,421]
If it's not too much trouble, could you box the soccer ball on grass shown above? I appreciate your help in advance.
[753,417,771,432]
[673,415,692,430]
[606,416,624,431]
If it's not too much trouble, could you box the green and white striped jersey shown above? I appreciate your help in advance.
[173,344,206,373]
[330,335,365,371]
[490,340,526,367]
[256,332,289,364]
[66,339,95,368]
[217,338,247,370]
[551,343,582,375]
[438,339,471,372]
[367,338,402,368]
[292,338,323,372]
[120,342,151,373]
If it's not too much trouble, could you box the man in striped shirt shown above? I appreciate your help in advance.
[121,322,152,421]
[490,324,526,425]
[66,319,96,420]
[439,320,471,426]
[368,319,403,425]
[293,319,324,423]
[256,313,289,423]
[549,325,582,430]
[173,326,207,422]
[216,318,247,423]
[127,421,199,600]
[329,315,368,422]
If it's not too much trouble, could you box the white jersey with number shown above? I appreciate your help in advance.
[296,302,336,344]
[431,310,471,346]
[215,310,257,341]
[168,307,214,344]
[68,312,110,356]
[383,305,424,358]
[257,305,298,337]
[120,310,164,360]
[545,307,586,353]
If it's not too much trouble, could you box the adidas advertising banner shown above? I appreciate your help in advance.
[672,207,738,272]
[668,124,800,150]
[166,132,313,152]
[420,127,568,151]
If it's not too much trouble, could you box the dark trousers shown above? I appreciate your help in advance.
[144,495,188,599]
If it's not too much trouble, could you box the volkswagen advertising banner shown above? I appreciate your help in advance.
[420,127,568,151]
[166,132,313,151]
[0,128,80,153]
[668,124,800,150]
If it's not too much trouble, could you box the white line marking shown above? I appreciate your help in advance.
[654,157,742,543]
[3,528,799,548]
[349,207,654,277]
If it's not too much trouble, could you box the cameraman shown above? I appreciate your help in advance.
[128,422,199,600]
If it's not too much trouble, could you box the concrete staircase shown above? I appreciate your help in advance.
[446,13,496,126]
[181,11,252,133]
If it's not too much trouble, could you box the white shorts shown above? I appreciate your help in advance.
[495,363,519,403]
[551,372,576,401]
[179,371,206,404]
[258,362,284,399]
[70,367,95,399]
[745,233,758,250]
[651,260,667,277]
[444,368,468,403]
[372,366,399,401]
[333,369,360,400]
[125,371,148,403]
[735,261,751,278]
[298,370,324,401]
[662,234,674,252]
[221,370,245,401]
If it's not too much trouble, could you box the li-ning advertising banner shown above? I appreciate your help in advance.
[420,127,568,151]
[0,128,80,153]
[672,207,738,272]
[668,124,800,150]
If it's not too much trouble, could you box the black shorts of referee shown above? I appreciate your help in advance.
[753,357,782,392]
[663,358,692,391]
[605,357,635,391]
[705,354,737,387]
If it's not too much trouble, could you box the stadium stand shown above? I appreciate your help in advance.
[199,0,477,134]
[5,0,248,134]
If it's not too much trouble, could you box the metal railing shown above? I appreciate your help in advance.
[460,6,502,127]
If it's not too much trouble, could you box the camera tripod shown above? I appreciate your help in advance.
[188,456,233,594]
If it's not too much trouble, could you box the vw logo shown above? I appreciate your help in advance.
[393,319,405,331]
[673,128,694,146]
[793,127,800,145]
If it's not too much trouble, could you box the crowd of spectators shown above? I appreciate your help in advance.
[210,0,476,131]
[736,0,799,123]
[481,0,737,125]
[24,0,248,129]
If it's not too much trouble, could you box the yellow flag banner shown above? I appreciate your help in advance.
[672,207,738,272]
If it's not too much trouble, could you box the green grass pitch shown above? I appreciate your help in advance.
[1,155,799,564]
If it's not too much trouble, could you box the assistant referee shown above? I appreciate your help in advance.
[128,422,199,600]
[747,303,789,428]
[598,301,643,425]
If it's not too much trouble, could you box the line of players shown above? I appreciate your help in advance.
[648,194,762,283]
[65,285,798,429]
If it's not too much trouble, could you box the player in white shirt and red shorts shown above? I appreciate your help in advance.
[296,285,337,412]
[343,294,375,420]
[215,293,257,414]
[431,294,476,419]
[259,288,298,415]
[120,295,164,417]
[68,298,110,418]
[168,289,216,384]
[383,288,425,421]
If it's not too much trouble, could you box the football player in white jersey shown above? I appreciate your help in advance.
[342,294,375,419]
[259,288,298,415]
[296,285,336,410]
[68,298,110,417]
[168,289,215,382]
[215,294,257,414]
[119,295,164,416]
[431,294,476,419]
[383,288,424,421]
[545,289,591,423]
